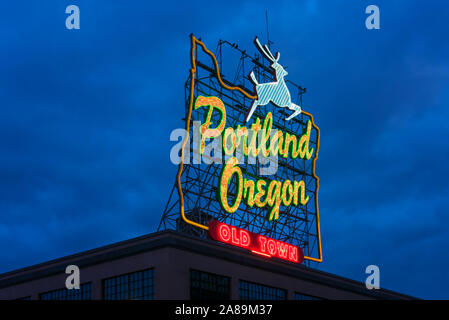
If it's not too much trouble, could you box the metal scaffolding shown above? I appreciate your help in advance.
[158,38,320,267]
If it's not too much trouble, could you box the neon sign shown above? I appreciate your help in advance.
[195,96,313,221]
[246,37,302,122]
[174,35,323,263]
[208,220,304,264]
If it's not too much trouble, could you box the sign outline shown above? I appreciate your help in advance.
[177,34,323,263]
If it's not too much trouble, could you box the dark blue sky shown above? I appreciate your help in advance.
[1,1,448,299]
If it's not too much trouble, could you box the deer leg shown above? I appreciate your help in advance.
[285,103,301,121]
[245,100,259,123]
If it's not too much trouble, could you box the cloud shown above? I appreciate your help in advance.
[0,0,448,299]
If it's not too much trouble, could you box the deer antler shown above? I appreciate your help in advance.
[254,37,279,62]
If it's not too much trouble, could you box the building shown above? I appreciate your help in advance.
[0,230,414,300]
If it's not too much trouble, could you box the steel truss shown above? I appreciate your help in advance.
[158,38,320,267]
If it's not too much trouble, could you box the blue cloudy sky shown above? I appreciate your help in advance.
[1,1,448,299]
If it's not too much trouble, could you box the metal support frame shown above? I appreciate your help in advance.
[158,39,319,267]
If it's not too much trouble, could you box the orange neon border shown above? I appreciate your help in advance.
[177,34,323,263]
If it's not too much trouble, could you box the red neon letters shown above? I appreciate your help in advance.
[208,220,304,264]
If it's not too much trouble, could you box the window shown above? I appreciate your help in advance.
[295,292,322,300]
[103,269,154,300]
[239,280,286,300]
[190,269,230,300]
[40,283,92,300]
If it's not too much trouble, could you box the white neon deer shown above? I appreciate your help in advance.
[246,37,302,123]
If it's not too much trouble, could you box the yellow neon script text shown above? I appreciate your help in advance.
[219,157,309,220]
[196,96,314,160]
[196,95,313,221]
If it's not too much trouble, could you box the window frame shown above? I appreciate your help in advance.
[238,279,287,300]
[190,269,231,300]
[102,268,154,300]
[39,282,92,300]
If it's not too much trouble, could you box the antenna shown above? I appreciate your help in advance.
[265,10,274,49]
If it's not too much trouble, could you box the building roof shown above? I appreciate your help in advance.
[0,230,415,299]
